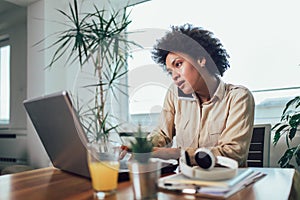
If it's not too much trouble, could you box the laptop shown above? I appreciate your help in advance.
[24,92,130,179]
[23,91,92,178]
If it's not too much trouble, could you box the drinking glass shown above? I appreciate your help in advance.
[87,143,120,199]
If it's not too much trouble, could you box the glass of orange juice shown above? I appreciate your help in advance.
[87,143,120,199]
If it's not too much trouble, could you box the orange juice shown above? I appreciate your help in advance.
[88,161,120,191]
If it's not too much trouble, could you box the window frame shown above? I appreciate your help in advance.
[0,37,11,128]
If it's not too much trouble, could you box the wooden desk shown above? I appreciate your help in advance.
[0,167,299,200]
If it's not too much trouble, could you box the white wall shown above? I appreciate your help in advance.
[8,19,27,130]
[27,0,49,168]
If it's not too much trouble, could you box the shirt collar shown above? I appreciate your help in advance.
[188,78,226,102]
[191,78,226,102]
[211,78,226,101]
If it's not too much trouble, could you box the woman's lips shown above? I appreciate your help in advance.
[177,80,185,89]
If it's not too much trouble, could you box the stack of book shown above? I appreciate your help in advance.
[158,168,266,199]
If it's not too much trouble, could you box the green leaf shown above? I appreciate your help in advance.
[273,124,289,146]
[288,127,297,141]
[289,113,300,128]
[285,133,290,148]
[278,148,294,168]
[282,96,300,115]
[271,122,281,130]
[295,145,300,166]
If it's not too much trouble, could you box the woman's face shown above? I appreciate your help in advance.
[165,52,205,94]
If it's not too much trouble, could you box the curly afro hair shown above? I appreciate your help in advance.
[151,24,230,76]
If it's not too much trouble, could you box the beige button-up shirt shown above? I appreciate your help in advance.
[149,79,255,167]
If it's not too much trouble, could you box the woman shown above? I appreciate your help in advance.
[149,24,255,167]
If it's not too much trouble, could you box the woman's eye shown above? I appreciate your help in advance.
[167,71,172,77]
[175,62,182,67]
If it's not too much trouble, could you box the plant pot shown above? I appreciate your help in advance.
[127,160,162,200]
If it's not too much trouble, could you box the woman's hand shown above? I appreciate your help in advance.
[119,145,131,160]
[119,146,181,161]
[152,147,181,160]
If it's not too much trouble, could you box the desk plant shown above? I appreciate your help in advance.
[44,0,140,145]
[130,124,153,163]
[127,125,161,200]
[272,96,300,168]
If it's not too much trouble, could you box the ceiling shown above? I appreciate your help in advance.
[3,0,39,7]
[0,0,36,33]
[0,1,19,15]
[0,0,39,17]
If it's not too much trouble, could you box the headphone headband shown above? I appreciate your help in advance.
[180,148,238,180]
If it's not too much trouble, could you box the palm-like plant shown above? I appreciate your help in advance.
[272,96,300,168]
[45,0,140,143]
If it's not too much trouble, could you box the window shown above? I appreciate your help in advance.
[127,49,172,129]
[0,41,10,126]
[127,0,300,129]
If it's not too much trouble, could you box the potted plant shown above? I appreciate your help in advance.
[127,125,161,199]
[42,0,140,146]
[272,96,300,169]
[130,124,153,163]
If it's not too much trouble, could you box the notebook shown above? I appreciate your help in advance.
[158,168,266,199]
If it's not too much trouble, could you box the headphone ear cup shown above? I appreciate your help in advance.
[194,148,216,170]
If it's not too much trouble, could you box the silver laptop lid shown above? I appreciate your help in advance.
[23,91,90,178]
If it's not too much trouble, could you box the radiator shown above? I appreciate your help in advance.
[0,132,27,167]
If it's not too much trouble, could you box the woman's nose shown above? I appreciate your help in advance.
[172,70,180,81]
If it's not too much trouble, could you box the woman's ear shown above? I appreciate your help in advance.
[197,57,206,68]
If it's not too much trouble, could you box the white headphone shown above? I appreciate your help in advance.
[180,148,238,181]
